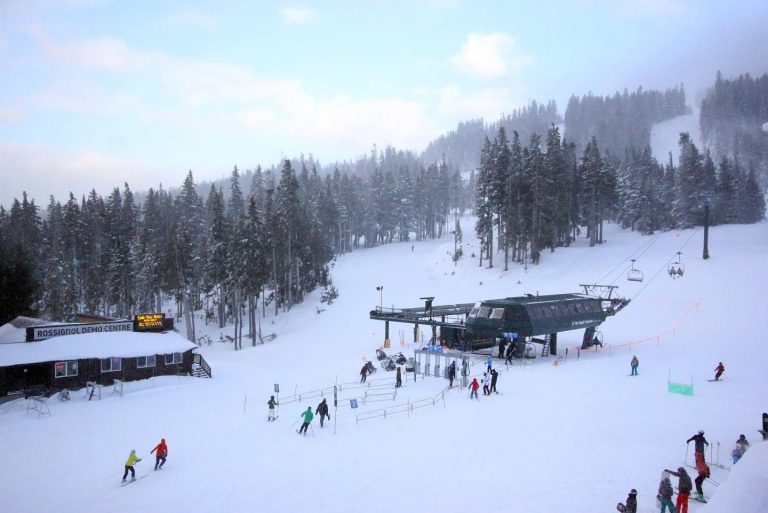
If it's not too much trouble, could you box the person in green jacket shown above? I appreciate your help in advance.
[267,395,278,422]
[122,450,142,481]
[298,406,313,435]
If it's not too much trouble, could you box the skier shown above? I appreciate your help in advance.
[395,366,402,388]
[298,406,314,435]
[490,368,499,394]
[122,449,142,482]
[150,438,168,470]
[267,395,278,421]
[686,430,709,459]
[657,472,676,513]
[735,434,749,451]
[360,363,369,383]
[693,452,710,502]
[448,360,456,387]
[468,377,479,399]
[481,372,490,396]
[498,338,505,359]
[630,355,639,376]
[505,342,515,364]
[315,399,330,428]
[665,467,692,513]
[486,355,493,373]
[713,362,725,381]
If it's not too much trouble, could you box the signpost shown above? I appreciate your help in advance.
[133,313,166,333]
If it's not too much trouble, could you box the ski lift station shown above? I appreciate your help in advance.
[369,285,631,357]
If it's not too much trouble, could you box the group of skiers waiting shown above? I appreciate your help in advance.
[121,438,168,482]
[619,429,751,512]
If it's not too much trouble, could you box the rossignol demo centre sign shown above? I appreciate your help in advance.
[26,321,134,342]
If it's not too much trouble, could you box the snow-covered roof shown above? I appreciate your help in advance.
[0,331,196,366]
[0,316,61,344]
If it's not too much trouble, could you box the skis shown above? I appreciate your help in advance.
[691,495,709,503]
[267,416,278,422]
[121,474,147,486]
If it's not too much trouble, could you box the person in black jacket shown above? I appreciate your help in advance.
[448,361,456,387]
[665,467,692,513]
[395,367,402,388]
[360,363,369,383]
[624,489,637,513]
[490,368,499,394]
[687,430,709,459]
[315,399,330,428]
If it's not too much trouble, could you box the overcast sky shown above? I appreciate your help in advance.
[1,0,767,208]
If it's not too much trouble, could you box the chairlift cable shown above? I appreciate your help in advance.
[629,228,699,302]
[597,231,664,285]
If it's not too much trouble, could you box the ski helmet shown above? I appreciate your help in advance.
[630,489,637,495]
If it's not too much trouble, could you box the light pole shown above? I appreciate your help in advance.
[376,286,383,312]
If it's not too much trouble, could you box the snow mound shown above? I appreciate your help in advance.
[702,441,768,513]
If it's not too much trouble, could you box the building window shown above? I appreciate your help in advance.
[100,357,122,373]
[490,308,505,320]
[54,361,78,378]
[137,355,156,368]
[164,352,182,365]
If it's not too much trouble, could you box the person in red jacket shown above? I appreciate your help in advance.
[468,377,479,400]
[150,438,168,470]
[713,362,725,381]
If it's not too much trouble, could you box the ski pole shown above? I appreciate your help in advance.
[683,442,689,465]
[288,418,300,431]
[310,424,315,438]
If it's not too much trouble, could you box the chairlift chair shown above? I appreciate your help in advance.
[627,259,644,282]
[667,252,685,278]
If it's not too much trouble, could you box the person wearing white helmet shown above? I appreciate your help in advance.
[686,430,709,458]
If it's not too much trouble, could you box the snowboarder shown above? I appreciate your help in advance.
[630,355,639,376]
[468,377,479,399]
[732,434,749,464]
[486,355,493,373]
[122,450,142,481]
[617,488,638,513]
[267,395,278,421]
[298,406,314,435]
[395,366,402,388]
[693,452,710,502]
[657,472,676,513]
[686,430,709,459]
[150,438,168,470]
[713,362,725,381]
[360,363,369,383]
[490,368,499,394]
[481,372,490,396]
[665,467,692,513]
[625,489,638,513]
[448,360,456,387]
[735,434,749,450]
[315,399,330,428]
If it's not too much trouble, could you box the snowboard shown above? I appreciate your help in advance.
[121,474,147,487]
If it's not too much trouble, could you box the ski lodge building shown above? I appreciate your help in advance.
[0,315,202,398]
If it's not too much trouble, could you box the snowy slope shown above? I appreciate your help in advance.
[650,112,702,164]
[1,219,767,513]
